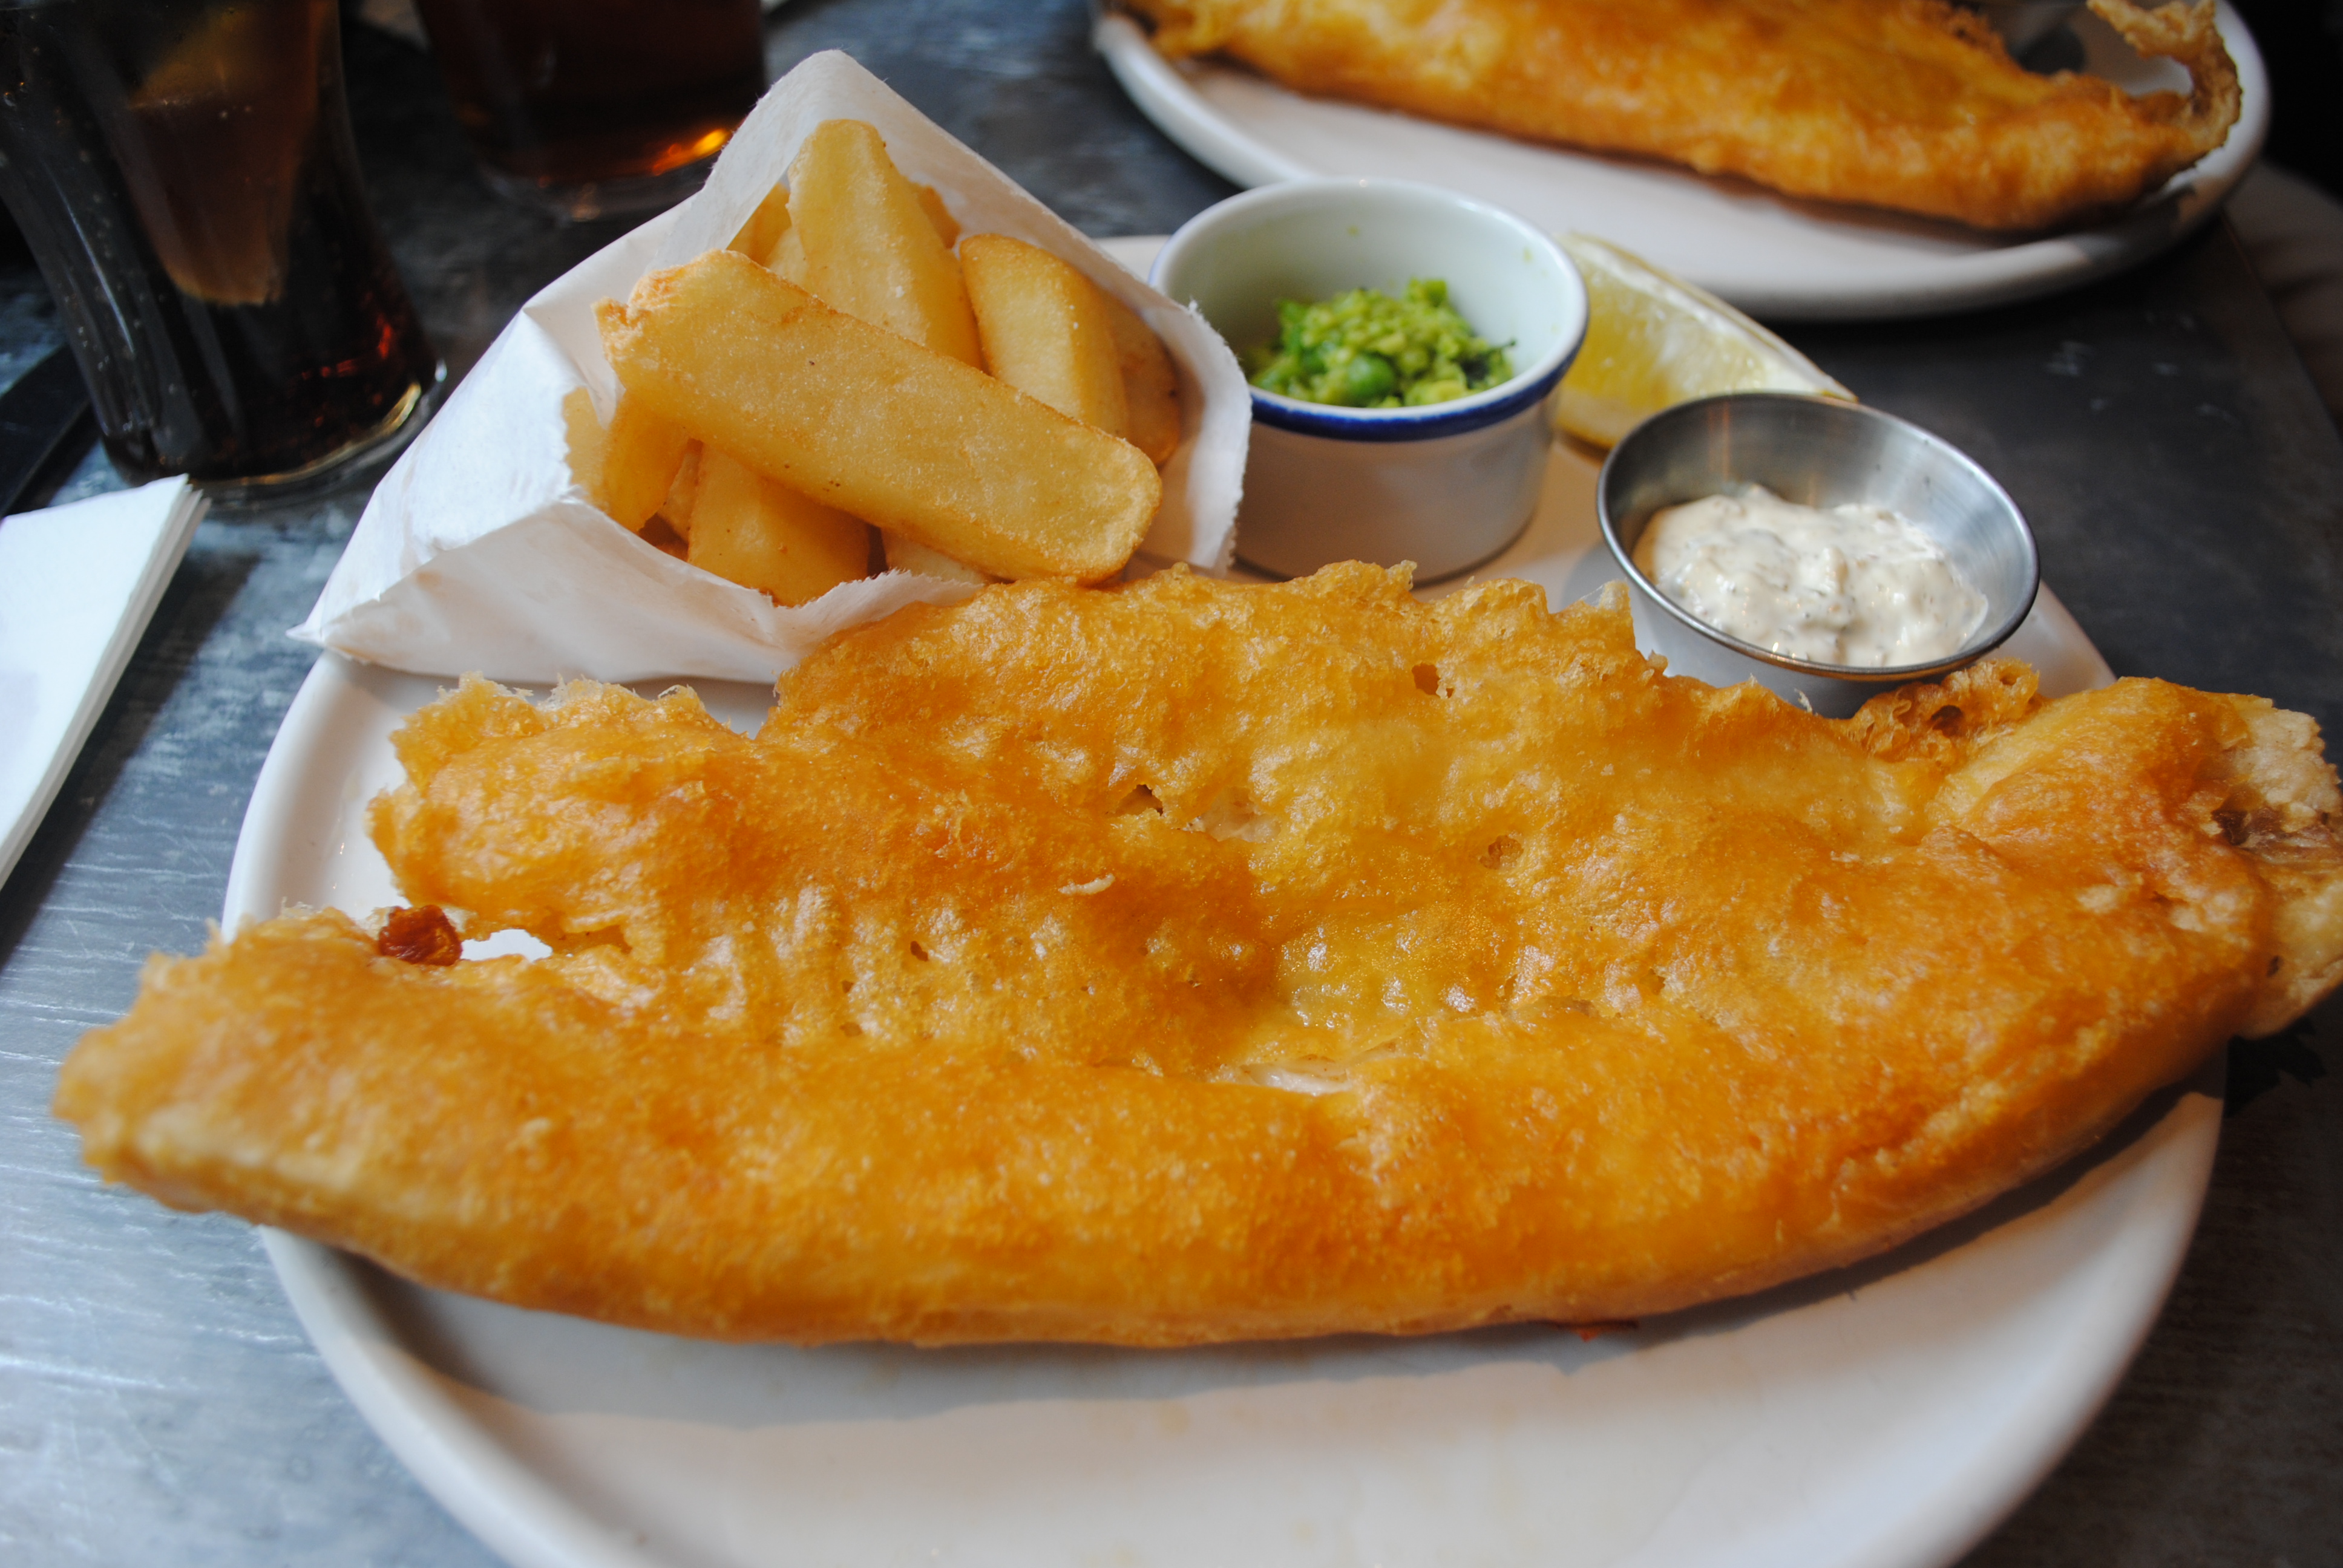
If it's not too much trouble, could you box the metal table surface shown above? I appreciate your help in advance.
[3,3,2338,1564]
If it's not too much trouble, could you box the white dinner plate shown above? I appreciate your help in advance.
[235,436,2218,1568]
[1094,3,2269,321]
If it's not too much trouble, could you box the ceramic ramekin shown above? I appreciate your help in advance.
[1152,178,1587,581]
[1598,393,2040,719]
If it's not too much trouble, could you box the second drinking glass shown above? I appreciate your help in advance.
[411,0,768,223]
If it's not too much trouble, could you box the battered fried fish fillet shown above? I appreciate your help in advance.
[57,567,2343,1345]
[1126,0,2241,232]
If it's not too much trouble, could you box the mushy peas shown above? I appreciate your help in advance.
[1245,279,1512,408]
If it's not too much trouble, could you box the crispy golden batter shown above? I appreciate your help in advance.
[1127,0,2241,231]
[57,567,2343,1344]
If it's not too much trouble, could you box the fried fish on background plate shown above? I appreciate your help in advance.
[1122,0,2241,232]
[56,566,2343,1345]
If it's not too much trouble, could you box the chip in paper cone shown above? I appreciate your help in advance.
[293,51,1248,686]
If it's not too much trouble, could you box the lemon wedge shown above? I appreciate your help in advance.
[1556,234,1852,448]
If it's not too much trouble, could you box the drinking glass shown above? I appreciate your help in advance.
[0,0,442,501]
[0,0,444,505]
[410,0,767,223]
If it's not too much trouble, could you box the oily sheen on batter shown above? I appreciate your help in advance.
[1126,0,2242,232]
[57,567,2343,1345]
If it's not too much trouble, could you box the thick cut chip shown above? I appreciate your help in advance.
[882,529,990,584]
[560,388,608,500]
[788,118,981,365]
[658,442,704,543]
[1099,287,1182,465]
[962,233,1133,438]
[729,181,793,267]
[56,568,2343,1347]
[597,393,694,533]
[768,223,809,286]
[686,448,871,606]
[597,249,1160,582]
[913,183,961,249]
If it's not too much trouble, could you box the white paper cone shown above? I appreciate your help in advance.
[295,51,1248,686]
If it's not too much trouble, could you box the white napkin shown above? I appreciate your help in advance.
[0,476,205,889]
[294,51,1250,686]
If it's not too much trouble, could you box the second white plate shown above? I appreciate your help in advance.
[1095,3,2269,321]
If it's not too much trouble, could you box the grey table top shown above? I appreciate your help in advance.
[4,3,2339,1564]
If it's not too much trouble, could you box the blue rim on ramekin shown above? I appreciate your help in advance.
[1247,353,1576,443]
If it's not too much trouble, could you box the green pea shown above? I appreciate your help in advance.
[1334,353,1396,406]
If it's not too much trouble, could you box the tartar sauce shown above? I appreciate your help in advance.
[1631,487,1987,668]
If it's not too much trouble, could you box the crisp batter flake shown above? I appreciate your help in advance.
[1127,0,2243,232]
[57,567,2343,1344]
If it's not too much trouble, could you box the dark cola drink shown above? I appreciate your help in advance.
[0,0,441,499]
[411,0,765,222]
